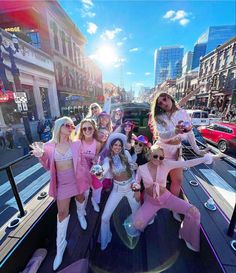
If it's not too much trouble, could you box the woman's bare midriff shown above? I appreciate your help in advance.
[56,159,74,171]
[114,171,132,182]
[145,185,167,197]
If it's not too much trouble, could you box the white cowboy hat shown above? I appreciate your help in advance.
[106,133,127,150]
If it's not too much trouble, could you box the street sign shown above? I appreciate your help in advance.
[14,92,28,112]
[13,92,28,103]
[22,102,28,111]
[17,103,22,111]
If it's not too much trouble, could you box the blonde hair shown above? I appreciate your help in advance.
[51,116,75,144]
[77,118,98,140]
[86,103,102,118]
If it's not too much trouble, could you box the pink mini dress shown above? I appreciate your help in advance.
[54,148,79,200]
[80,139,97,187]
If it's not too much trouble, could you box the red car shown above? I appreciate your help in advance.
[197,122,236,153]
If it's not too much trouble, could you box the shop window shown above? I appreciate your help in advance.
[68,37,73,61]
[40,87,51,118]
[26,32,41,49]
[22,84,38,121]
[57,63,63,86]
[65,66,70,87]
[51,22,59,51]
[61,31,67,56]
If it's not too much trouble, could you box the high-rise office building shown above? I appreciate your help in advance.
[182,51,193,75]
[192,25,236,69]
[154,46,184,86]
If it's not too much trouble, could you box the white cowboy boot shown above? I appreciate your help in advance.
[91,196,100,212]
[75,200,87,230]
[53,214,70,271]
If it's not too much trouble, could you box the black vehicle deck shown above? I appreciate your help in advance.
[37,187,223,273]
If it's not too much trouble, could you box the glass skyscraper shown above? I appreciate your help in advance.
[154,46,184,86]
[192,25,236,69]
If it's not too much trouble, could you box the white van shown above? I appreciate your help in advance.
[186,110,210,126]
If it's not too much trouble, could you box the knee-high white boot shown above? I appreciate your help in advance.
[91,187,102,212]
[75,200,87,230]
[53,215,70,271]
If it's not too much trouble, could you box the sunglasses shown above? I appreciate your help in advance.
[64,123,75,130]
[124,124,132,128]
[134,141,143,147]
[152,154,164,160]
[82,126,93,132]
[91,105,98,110]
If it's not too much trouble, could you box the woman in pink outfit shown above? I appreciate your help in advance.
[30,116,84,271]
[124,144,218,252]
[150,93,208,222]
[77,119,102,222]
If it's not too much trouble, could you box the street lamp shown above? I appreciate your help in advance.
[0,30,32,143]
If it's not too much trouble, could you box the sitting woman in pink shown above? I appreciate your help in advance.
[30,117,83,270]
[124,144,219,252]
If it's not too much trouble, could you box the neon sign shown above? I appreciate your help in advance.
[4,27,21,33]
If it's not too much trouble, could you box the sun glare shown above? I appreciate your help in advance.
[96,45,118,66]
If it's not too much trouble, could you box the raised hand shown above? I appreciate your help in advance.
[30,142,44,157]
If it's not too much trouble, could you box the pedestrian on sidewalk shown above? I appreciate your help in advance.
[15,128,30,155]
[0,128,6,150]
[5,124,14,149]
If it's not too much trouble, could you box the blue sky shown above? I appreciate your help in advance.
[58,0,235,94]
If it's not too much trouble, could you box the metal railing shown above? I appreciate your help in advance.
[0,154,31,218]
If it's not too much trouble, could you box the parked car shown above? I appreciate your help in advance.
[197,122,236,153]
[110,102,152,141]
[186,110,222,127]
[182,127,206,150]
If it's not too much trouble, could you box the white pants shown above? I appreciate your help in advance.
[100,179,140,250]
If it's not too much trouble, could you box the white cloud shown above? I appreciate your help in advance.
[122,37,127,41]
[101,28,122,40]
[145,72,151,76]
[81,0,93,8]
[163,10,192,26]
[163,10,175,19]
[117,42,123,47]
[87,22,97,34]
[81,0,96,18]
[126,72,134,75]
[179,18,190,26]
[171,10,187,21]
[129,47,139,52]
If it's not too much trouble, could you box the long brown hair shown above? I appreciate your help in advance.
[108,138,132,177]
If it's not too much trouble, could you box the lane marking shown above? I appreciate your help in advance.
[0,163,42,197]
[5,172,50,209]
[199,169,236,208]
[228,170,236,178]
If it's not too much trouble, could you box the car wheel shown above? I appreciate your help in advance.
[218,140,228,153]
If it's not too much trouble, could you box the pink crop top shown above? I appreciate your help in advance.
[136,154,213,198]
[54,148,73,162]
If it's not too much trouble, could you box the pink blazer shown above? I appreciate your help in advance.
[39,140,83,199]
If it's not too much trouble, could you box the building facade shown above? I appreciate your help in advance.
[154,46,184,86]
[182,51,193,75]
[0,0,103,117]
[192,25,236,69]
[198,37,236,110]
[0,28,59,128]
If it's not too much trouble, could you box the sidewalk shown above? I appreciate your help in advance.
[0,147,27,168]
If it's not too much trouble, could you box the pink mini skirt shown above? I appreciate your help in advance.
[56,168,79,200]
